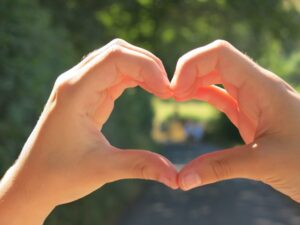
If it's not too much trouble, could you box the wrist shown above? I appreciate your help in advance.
[0,165,55,225]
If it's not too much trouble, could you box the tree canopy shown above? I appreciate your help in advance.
[1,0,300,224]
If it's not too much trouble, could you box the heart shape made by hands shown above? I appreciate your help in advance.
[49,38,276,208]
[3,38,300,225]
[91,39,262,192]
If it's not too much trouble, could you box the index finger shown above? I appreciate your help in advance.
[52,40,171,127]
[170,40,272,143]
[78,39,171,98]
[77,39,166,76]
[170,40,266,99]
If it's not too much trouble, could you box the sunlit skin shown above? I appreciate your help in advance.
[0,39,178,225]
[1,39,300,225]
[172,40,300,203]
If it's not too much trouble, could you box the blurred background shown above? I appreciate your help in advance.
[1,0,300,224]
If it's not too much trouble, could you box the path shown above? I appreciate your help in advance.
[116,143,300,225]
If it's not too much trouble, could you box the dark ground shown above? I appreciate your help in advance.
[116,143,300,225]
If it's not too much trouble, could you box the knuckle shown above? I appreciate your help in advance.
[213,39,231,48]
[105,40,125,60]
[209,158,232,181]
[213,39,232,54]
[55,75,70,92]
[109,38,127,46]
[133,160,151,180]
[176,53,192,72]
[155,56,164,67]
[177,54,188,68]
[84,38,127,62]
[53,74,76,102]
[82,49,97,61]
[130,152,157,180]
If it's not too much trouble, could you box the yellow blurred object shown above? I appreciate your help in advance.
[152,98,218,124]
[151,98,216,143]
[152,122,168,143]
[168,120,186,143]
[152,120,186,143]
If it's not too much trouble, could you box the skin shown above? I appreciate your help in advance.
[173,40,300,203]
[0,39,178,225]
[1,39,300,224]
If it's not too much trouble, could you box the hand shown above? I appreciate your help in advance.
[0,39,178,225]
[172,40,300,202]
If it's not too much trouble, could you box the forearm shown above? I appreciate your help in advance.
[0,165,54,225]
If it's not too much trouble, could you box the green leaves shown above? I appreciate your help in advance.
[0,0,75,172]
[1,0,300,224]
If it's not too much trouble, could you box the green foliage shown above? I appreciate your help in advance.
[204,113,243,147]
[0,0,75,172]
[103,88,154,149]
[1,0,300,224]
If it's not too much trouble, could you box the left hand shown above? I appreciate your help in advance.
[0,39,178,225]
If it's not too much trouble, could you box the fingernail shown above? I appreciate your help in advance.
[181,171,202,190]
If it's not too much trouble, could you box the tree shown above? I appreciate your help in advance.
[1,0,300,224]
[0,0,75,173]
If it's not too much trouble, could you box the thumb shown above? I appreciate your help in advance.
[106,149,178,189]
[178,144,262,191]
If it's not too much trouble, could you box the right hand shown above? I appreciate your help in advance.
[171,40,300,202]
